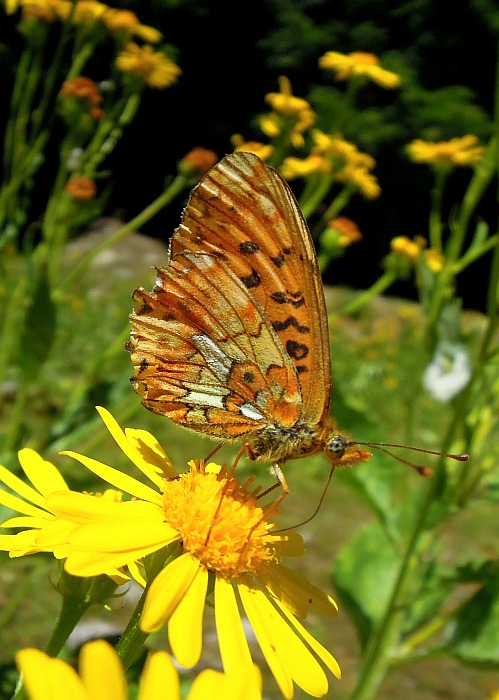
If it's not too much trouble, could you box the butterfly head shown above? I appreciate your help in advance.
[324,432,372,468]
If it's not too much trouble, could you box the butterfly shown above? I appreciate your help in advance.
[127,152,372,478]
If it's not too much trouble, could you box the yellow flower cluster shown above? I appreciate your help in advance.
[282,130,381,199]
[17,0,161,41]
[116,42,181,88]
[319,51,401,89]
[259,76,316,148]
[406,135,485,169]
[390,236,444,272]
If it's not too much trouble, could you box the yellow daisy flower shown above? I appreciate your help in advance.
[231,134,274,161]
[319,51,401,89]
[281,155,329,180]
[33,407,340,698]
[103,8,162,43]
[406,135,485,169]
[390,235,426,263]
[260,76,316,148]
[116,42,181,89]
[17,640,262,700]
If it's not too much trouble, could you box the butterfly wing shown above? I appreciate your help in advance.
[128,152,331,438]
[178,152,332,424]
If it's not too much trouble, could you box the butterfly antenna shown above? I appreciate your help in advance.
[277,467,336,532]
[351,441,469,477]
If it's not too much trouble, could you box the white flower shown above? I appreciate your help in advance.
[423,344,471,402]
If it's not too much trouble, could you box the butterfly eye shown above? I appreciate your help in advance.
[326,435,347,457]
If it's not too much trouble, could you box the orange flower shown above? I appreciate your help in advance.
[60,77,103,120]
[179,148,218,179]
[65,176,97,201]
[327,217,363,246]
[103,8,162,43]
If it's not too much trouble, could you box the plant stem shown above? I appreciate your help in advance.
[337,270,398,317]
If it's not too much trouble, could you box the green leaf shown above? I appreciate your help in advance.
[447,576,499,666]
[332,520,400,648]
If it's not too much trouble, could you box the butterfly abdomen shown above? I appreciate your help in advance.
[247,420,324,463]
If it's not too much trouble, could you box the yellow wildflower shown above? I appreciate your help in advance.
[406,135,485,169]
[103,8,162,43]
[17,641,263,700]
[231,134,274,161]
[19,0,67,21]
[335,162,381,199]
[71,0,107,23]
[319,51,401,89]
[424,248,444,273]
[260,76,316,148]
[34,408,339,698]
[390,235,426,263]
[116,42,181,89]
[281,154,329,180]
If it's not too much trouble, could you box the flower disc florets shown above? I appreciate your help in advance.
[162,461,282,577]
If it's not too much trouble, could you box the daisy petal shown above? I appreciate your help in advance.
[124,428,177,481]
[17,648,86,700]
[96,406,174,482]
[60,452,161,504]
[239,581,329,698]
[273,596,341,679]
[188,666,262,700]
[0,464,47,510]
[264,562,338,618]
[238,583,293,699]
[141,552,200,633]
[138,651,179,700]
[215,576,253,671]
[18,449,68,496]
[79,640,127,700]
[169,565,208,667]
[0,490,48,519]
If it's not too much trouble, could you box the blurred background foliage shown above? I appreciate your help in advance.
[1,0,497,309]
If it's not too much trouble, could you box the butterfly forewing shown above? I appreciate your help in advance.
[178,152,332,424]
[129,151,332,450]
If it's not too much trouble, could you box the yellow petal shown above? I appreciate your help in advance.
[18,449,68,496]
[0,489,48,518]
[47,491,164,523]
[63,545,163,578]
[124,428,177,482]
[169,565,208,667]
[96,406,174,483]
[79,640,126,700]
[273,596,341,679]
[0,463,47,509]
[188,666,262,700]
[141,552,199,632]
[214,576,253,671]
[238,583,293,699]
[60,451,162,505]
[263,562,338,618]
[69,520,178,552]
[239,581,329,698]
[16,648,86,700]
[138,652,179,700]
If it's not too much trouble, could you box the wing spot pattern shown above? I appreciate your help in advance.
[272,316,310,334]
[240,268,261,289]
[286,340,309,360]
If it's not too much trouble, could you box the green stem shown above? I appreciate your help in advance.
[428,168,448,251]
[54,173,190,298]
[115,587,149,670]
[299,174,334,220]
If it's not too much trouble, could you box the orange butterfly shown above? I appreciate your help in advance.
[127,152,372,478]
